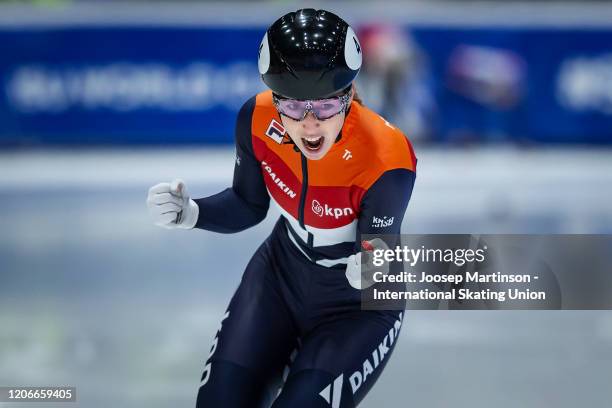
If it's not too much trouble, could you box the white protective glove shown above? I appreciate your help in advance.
[146,179,199,229]
[345,238,390,290]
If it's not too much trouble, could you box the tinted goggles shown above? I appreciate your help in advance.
[272,88,352,121]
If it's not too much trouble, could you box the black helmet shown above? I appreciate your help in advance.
[258,9,362,100]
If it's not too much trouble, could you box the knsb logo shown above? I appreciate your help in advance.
[371,216,394,228]
[311,199,354,220]
[319,373,344,408]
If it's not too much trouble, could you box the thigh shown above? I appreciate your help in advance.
[197,240,299,408]
[272,310,404,408]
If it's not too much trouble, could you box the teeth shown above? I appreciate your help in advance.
[304,136,322,142]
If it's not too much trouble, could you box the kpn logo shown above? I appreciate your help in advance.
[311,199,354,219]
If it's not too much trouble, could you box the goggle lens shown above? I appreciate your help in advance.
[273,90,351,121]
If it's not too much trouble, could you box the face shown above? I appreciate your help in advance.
[280,112,345,160]
[277,89,353,160]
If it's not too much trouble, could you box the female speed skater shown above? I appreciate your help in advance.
[147,9,416,408]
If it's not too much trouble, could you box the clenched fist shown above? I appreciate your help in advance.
[146,179,199,229]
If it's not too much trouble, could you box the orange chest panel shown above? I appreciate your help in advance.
[252,136,365,229]
[249,91,416,230]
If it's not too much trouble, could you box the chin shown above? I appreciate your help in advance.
[303,150,326,160]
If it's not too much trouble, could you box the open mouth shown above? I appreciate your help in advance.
[302,136,324,152]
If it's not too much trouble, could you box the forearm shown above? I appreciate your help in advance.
[194,187,268,233]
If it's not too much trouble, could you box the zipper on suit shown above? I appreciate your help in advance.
[298,153,314,248]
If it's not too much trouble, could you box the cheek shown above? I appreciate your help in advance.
[322,115,345,136]
[280,117,301,139]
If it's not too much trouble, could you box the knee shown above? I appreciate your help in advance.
[272,369,355,408]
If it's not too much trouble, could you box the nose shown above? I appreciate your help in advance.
[302,112,320,129]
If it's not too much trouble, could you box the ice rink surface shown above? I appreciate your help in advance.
[1,147,611,407]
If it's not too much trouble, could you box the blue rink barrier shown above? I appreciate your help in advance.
[0,26,611,145]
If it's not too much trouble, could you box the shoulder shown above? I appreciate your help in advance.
[345,103,417,189]
[236,91,299,165]
[235,91,278,149]
[236,91,278,131]
[237,91,288,147]
[351,103,416,171]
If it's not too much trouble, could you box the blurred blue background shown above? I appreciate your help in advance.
[1,1,611,407]
[3,8,612,145]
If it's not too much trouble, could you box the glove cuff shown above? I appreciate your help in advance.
[177,198,199,229]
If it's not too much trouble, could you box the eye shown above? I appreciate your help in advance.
[320,103,335,110]
[287,102,300,110]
